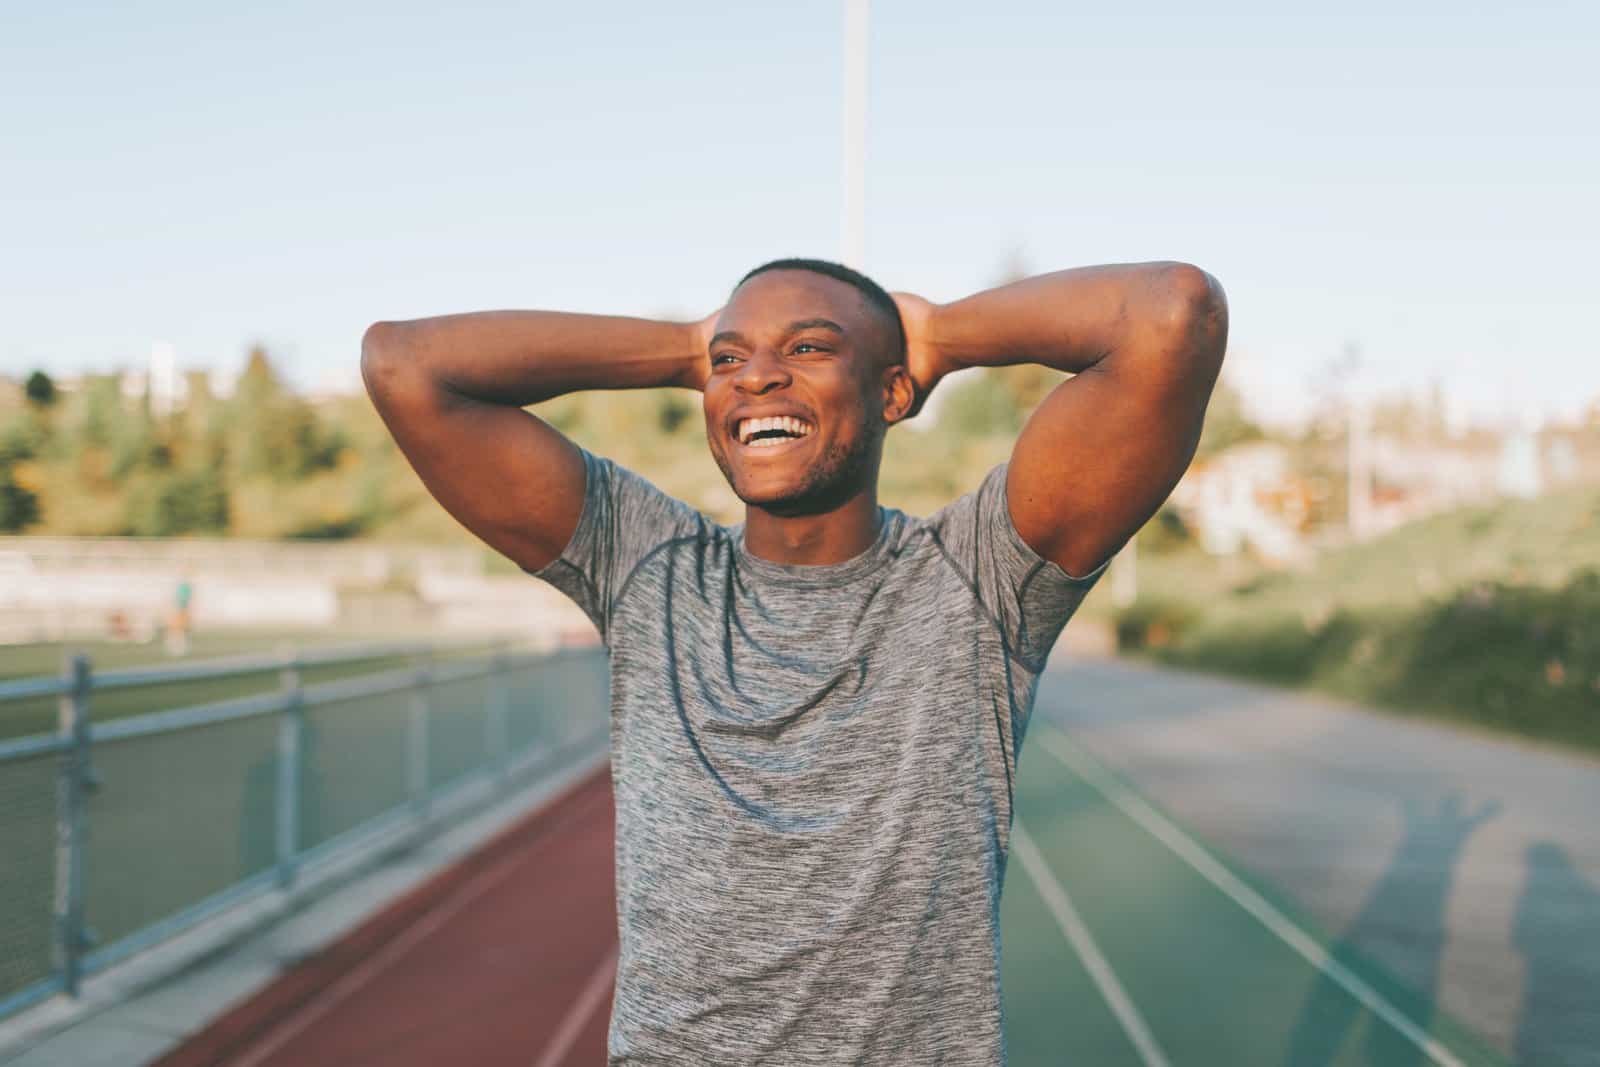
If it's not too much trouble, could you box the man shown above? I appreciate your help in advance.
[361,257,1228,1065]
[166,574,194,655]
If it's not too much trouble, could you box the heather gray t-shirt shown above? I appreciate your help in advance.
[530,446,1109,1066]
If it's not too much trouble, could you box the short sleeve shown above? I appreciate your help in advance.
[929,462,1111,670]
[525,445,705,644]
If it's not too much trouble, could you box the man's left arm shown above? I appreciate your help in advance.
[896,262,1229,578]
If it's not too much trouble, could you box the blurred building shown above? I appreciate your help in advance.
[1169,442,1314,566]
[1169,420,1599,563]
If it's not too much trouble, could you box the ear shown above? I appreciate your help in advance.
[881,364,916,425]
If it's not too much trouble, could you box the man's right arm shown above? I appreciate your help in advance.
[360,309,713,572]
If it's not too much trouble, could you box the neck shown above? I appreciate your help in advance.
[741,484,882,566]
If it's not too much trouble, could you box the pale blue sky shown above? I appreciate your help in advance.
[4,0,1596,428]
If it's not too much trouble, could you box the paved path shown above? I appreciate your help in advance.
[1032,655,1600,1066]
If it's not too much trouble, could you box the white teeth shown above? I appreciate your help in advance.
[737,416,813,445]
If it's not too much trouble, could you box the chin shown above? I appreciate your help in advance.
[711,436,873,515]
[729,469,812,509]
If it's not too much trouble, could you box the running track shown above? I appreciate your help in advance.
[150,768,619,1067]
[147,662,1537,1066]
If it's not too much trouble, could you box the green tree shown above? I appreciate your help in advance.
[1137,503,1194,553]
[76,374,122,449]
[1195,376,1266,460]
[0,465,40,532]
[124,468,229,535]
[24,370,56,408]
[940,369,1023,437]
[657,392,695,435]
[0,412,47,464]
[230,346,345,481]
[109,410,170,480]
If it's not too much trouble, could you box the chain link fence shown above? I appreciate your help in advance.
[0,640,608,1021]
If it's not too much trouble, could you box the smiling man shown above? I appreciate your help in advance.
[360,256,1228,1065]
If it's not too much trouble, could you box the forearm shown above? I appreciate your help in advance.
[361,309,704,408]
[925,262,1220,377]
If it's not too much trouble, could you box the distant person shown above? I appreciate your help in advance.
[362,258,1228,1065]
[106,608,132,643]
[166,575,193,655]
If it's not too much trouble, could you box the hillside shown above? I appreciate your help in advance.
[1117,481,1600,754]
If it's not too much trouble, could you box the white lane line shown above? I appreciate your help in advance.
[231,787,607,1067]
[1012,822,1173,1067]
[1033,726,1468,1067]
[531,946,618,1067]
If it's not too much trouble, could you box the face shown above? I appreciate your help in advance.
[702,270,909,515]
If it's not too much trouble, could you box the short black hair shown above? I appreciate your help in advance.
[735,257,907,367]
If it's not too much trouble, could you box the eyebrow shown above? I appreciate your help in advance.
[709,318,845,349]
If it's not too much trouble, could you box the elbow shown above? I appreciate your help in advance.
[1157,261,1225,320]
[1152,262,1228,364]
[359,320,413,400]
[360,319,403,370]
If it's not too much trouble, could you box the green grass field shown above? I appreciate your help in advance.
[0,628,504,741]
[0,642,609,1013]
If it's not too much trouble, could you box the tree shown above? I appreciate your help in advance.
[0,414,45,464]
[0,465,39,532]
[75,374,122,449]
[109,411,169,479]
[657,392,695,435]
[940,369,1024,437]
[24,370,56,408]
[1194,376,1267,460]
[229,345,345,481]
[124,468,229,536]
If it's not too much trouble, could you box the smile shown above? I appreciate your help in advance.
[735,415,815,450]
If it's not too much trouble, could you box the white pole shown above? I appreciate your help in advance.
[1348,393,1371,541]
[841,0,868,269]
[1111,539,1137,608]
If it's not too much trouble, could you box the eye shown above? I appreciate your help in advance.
[711,352,739,366]
[793,342,826,354]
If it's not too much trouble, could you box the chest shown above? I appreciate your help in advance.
[606,550,1015,821]
[613,548,1004,720]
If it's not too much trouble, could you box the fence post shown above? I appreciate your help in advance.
[53,654,93,997]
[275,648,303,891]
[408,651,432,825]
[487,642,510,793]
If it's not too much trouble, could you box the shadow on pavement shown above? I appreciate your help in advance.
[1513,842,1600,1067]
[1281,793,1500,1066]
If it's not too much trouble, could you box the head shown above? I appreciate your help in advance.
[702,257,913,515]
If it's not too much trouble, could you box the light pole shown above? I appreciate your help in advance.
[842,0,868,269]
[1348,394,1372,541]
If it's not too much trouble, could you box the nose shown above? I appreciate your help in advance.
[733,347,791,396]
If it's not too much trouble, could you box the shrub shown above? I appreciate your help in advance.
[0,465,40,532]
[1114,595,1201,651]
[124,468,230,536]
[24,370,57,408]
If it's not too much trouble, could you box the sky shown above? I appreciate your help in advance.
[3,0,1597,431]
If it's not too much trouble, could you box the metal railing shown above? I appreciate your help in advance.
[0,639,609,1022]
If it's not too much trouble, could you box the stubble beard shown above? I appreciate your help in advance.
[713,423,883,518]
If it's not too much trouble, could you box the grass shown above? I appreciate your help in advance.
[0,628,505,741]
[1115,482,1600,755]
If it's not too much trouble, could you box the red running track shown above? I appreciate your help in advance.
[151,767,619,1067]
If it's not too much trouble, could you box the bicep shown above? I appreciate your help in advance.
[1007,279,1227,577]
[363,350,586,573]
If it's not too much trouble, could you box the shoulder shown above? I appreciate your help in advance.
[582,448,713,533]
[919,464,1009,559]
